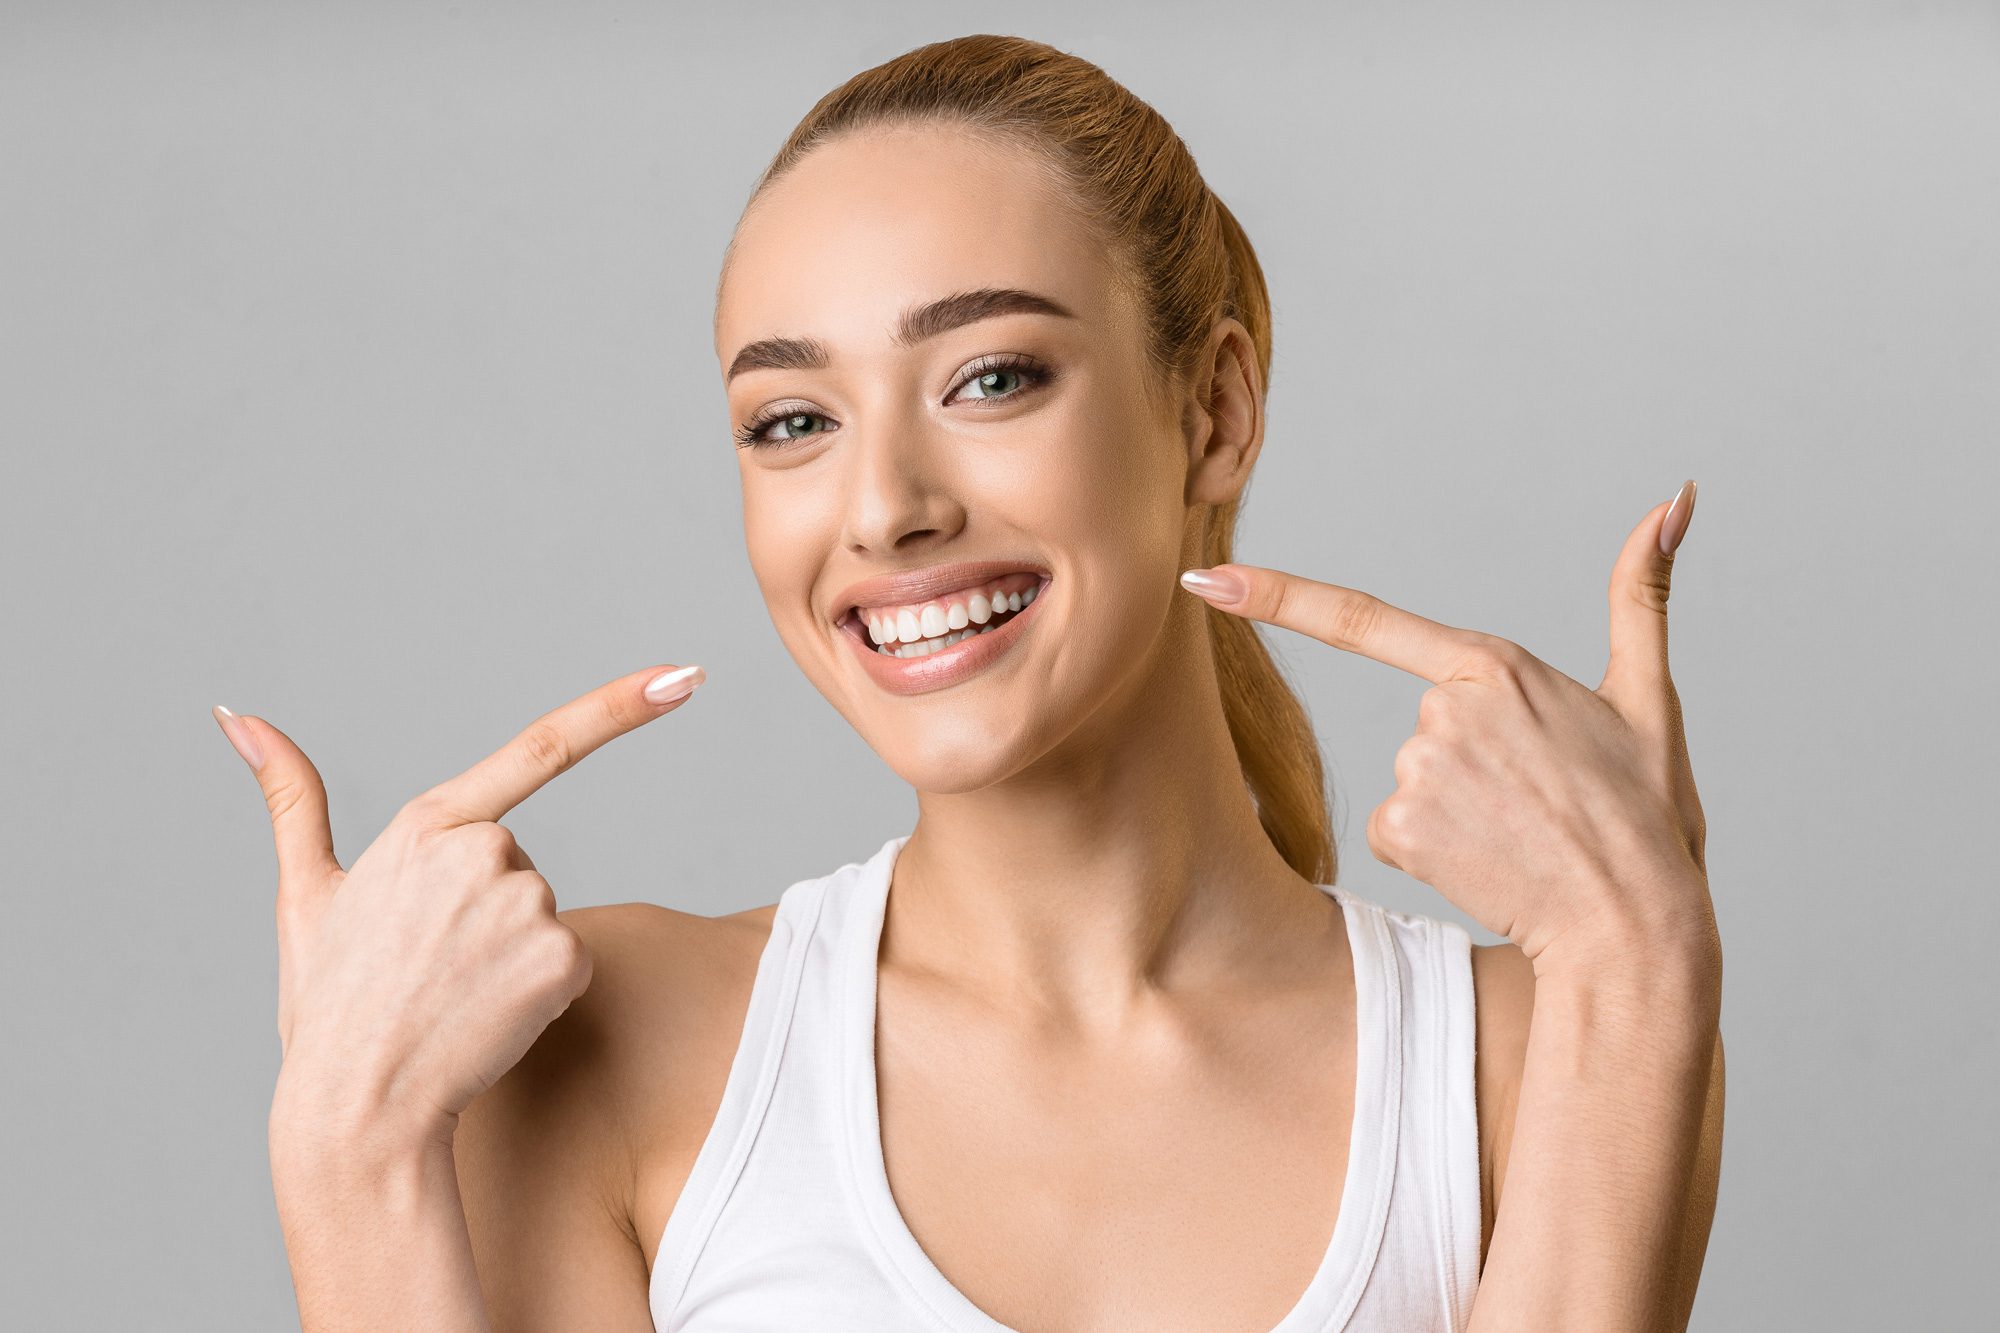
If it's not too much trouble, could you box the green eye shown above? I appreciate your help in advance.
[735,408,833,450]
[960,369,1022,399]
[771,413,826,439]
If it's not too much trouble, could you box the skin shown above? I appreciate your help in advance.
[229,120,1723,1331]
[715,125,1517,1323]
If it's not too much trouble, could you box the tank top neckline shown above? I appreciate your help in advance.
[833,833,1404,1333]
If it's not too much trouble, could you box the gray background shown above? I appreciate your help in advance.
[3,1,1993,1327]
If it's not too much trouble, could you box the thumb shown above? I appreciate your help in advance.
[1598,479,1695,723]
[212,705,342,889]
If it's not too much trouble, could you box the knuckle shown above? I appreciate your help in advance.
[1263,578,1294,622]
[1632,565,1673,614]
[395,793,447,832]
[537,921,591,990]
[465,821,518,866]
[1365,803,1402,867]
[502,868,557,918]
[1375,796,1420,846]
[1392,734,1438,784]
[262,780,310,825]
[1464,635,1527,682]
[1416,686,1455,729]
[1328,592,1385,648]
[519,721,574,778]
[599,689,651,735]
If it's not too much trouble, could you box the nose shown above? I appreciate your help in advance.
[839,404,966,556]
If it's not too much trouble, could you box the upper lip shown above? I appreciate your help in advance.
[831,559,1051,624]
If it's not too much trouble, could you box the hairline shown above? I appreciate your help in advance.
[711,114,1177,403]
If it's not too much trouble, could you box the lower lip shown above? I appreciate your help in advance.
[840,580,1049,697]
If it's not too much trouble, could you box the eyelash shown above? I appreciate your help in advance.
[732,353,1055,450]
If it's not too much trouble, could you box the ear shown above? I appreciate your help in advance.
[1183,315,1265,507]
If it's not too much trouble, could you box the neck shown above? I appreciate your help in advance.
[883,594,1336,1023]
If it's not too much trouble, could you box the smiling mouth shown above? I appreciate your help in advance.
[839,571,1047,658]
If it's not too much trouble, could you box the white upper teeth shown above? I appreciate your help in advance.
[859,576,1042,653]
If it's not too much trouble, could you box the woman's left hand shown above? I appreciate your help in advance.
[1180,482,1715,980]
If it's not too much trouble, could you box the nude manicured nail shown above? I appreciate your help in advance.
[1660,479,1697,556]
[1180,568,1247,605]
[644,665,705,704]
[212,703,265,771]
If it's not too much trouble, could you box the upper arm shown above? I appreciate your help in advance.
[452,904,662,1332]
[452,900,774,1332]
[1470,941,1536,1275]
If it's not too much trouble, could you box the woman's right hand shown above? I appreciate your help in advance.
[213,663,706,1150]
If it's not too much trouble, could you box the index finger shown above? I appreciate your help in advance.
[1182,564,1484,684]
[420,663,705,826]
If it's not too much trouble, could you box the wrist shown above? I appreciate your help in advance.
[1530,917,1722,1041]
[1531,871,1720,986]
[269,1058,457,1181]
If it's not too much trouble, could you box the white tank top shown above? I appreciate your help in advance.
[650,834,1483,1331]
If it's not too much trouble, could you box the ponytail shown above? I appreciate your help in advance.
[1202,195,1336,884]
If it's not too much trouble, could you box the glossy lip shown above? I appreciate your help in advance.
[836,570,1052,697]
[829,559,1052,626]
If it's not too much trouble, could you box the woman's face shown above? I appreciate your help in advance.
[715,123,1218,794]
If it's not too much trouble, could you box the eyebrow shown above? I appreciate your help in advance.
[725,287,1076,383]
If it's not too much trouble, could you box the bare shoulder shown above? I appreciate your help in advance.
[556,899,780,1059]
[552,900,780,1178]
[453,897,781,1324]
[1469,940,1536,1275]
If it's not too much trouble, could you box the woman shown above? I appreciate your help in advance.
[217,34,1724,1332]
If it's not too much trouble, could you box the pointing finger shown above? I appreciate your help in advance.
[420,663,705,827]
[1180,564,1488,685]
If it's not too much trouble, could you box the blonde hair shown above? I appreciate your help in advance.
[740,34,1335,884]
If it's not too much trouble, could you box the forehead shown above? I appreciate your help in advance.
[716,123,1132,364]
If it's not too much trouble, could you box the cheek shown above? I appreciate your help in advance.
[741,469,833,585]
[1003,403,1190,672]
[739,473,839,669]
[1005,386,1185,544]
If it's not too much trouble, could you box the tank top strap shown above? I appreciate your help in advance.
[1326,886,1484,1330]
[650,865,834,1313]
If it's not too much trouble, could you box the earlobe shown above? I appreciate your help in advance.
[1185,317,1265,507]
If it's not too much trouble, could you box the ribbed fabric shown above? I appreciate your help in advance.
[650,834,1483,1332]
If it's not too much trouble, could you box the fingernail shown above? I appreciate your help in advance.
[1180,567,1248,605]
[644,665,705,705]
[212,704,265,771]
[1659,479,1697,556]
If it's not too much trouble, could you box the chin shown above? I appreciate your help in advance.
[871,716,1042,795]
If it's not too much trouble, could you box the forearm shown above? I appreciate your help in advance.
[269,1073,492,1333]
[1468,932,1722,1332]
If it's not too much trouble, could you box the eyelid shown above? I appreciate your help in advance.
[735,398,836,449]
[944,351,1052,403]
[735,353,1055,449]
[745,396,820,421]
